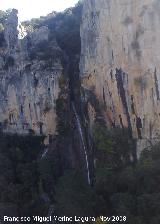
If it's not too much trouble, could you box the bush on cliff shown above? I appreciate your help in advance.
[93,123,160,224]
[0,10,7,24]
[93,123,134,169]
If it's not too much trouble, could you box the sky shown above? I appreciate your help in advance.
[1,0,79,21]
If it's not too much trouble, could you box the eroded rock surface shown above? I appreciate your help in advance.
[80,0,160,154]
[0,10,62,141]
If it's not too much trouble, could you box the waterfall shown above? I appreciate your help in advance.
[41,148,49,159]
[41,194,55,222]
[72,102,91,185]
[48,205,54,216]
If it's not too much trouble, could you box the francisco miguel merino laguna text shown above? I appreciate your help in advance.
[4,216,96,223]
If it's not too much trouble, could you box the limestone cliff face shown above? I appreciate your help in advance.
[80,0,160,153]
[0,10,62,141]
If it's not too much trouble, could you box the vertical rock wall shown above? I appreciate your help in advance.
[0,10,62,142]
[80,0,160,154]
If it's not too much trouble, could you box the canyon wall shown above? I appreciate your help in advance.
[80,0,160,154]
[0,10,62,141]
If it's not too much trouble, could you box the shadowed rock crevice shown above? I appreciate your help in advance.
[154,68,160,100]
[115,68,132,137]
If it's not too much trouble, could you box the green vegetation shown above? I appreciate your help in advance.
[56,75,71,137]
[0,23,4,32]
[4,56,15,69]
[0,18,5,48]
[93,123,135,169]
[53,122,160,224]
[23,1,82,58]
[52,3,82,56]
[38,147,62,198]
[55,170,95,217]
[29,40,62,61]
[134,76,148,90]
[0,31,5,47]
[0,133,48,220]
[0,10,8,48]
[43,99,52,113]
[0,10,7,24]
[0,3,159,224]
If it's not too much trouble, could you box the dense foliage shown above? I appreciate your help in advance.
[2,121,160,223]
[22,2,82,57]
[0,10,7,24]
[54,123,160,224]
[0,11,6,48]
[0,10,9,48]
[0,133,48,221]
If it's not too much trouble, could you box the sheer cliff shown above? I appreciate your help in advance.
[0,9,62,142]
[1,1,160,222]
[80,0,160,154]
[0,5,85,219]
[1,0,160,168]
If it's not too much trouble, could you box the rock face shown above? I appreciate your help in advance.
[80,0,160,154]
[0,10,62,142]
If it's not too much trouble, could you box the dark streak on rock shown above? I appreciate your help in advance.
[20,104,23,114]
[39,122,43,135]
[131,25,144,58]
[110,69,113,79]
[115,68,132,137]
[149,122,152,139]
[119,114,124,128]
[139,5,148,17]
[122,16,133,26]
[112,120,116,128]
[112,50,114,61]
[103,87,106,105]
[131,40,140,50]
[136,117,142,139]
[154,68,160,100]
[131,95,136,114]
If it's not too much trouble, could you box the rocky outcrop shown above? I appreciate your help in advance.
[0,9,62,143]
[80,0,160,154]
[4,9,18,52]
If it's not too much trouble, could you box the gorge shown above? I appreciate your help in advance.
[0,0,160,223]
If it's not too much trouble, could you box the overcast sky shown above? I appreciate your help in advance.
[1,0,79,21]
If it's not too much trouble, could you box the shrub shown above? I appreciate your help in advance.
[0,10,7,24]
[0,133,45,216]
[0,23,4,32]
[0,30,5,47]
[93,123,134,169]
[43,100,52,113]
[4,56,15,70]
[134,76,148,90]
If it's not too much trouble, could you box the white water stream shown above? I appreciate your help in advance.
[41,148,49,159]
[72,102,91,185]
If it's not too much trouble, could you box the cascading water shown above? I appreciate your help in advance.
[41,148,49,159]
[72,102,91,185]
